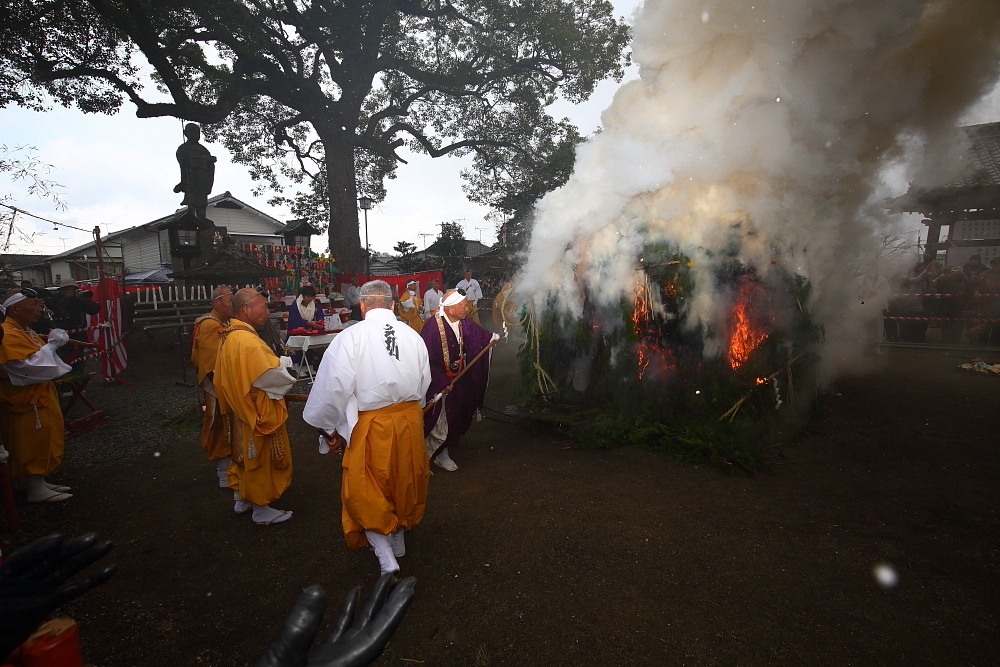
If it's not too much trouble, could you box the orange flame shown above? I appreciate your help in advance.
[633,280,676,380]
[633,282,651,377]
[728,279,768,370]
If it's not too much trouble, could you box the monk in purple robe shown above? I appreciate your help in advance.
[420,288,496,471]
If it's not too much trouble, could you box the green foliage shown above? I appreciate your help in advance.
[0,262,15,290]
[393,240,421,274]
[433,221,467,280]
[159,405,203,433]
[2,0,631,274]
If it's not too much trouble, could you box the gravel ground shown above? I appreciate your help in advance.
[3,335,999,666]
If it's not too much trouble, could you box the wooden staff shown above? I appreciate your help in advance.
[424,337,498,413]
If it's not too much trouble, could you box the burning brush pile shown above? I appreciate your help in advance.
[518,244,821,474]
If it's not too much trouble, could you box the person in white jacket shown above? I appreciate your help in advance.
[304,280,431,576]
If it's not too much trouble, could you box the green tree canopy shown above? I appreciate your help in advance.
[393,240,420,274]
[1,0,631,273]
[433,220,465,280]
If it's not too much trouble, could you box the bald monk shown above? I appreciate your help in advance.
[191,285,234,487]
[214,288,296,525]
[0,288,73,502]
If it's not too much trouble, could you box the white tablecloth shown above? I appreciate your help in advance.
[285,332,338,350]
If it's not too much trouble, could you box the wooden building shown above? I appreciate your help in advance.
[29,192,287,285]
[887,122,1000,265]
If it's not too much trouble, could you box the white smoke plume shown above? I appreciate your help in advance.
[520,0,1000,368]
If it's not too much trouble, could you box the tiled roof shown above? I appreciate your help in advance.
[417,239,495,259]
[1,253,50,269]
[886,122,1000,214]
[949,122,1000,188]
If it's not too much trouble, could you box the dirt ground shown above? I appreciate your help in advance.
[4,335,999,666]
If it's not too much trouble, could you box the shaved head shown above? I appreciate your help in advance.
[212,285,234,319]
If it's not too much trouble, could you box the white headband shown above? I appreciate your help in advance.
[441,291,467,307]
[1,292,29,314]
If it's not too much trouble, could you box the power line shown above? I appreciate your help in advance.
[0,202,93,233]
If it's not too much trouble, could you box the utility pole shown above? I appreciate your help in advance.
[419,232,433,270]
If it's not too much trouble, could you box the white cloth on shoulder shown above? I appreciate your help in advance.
[294,295,317,323]
[251,357,297,399]
[2,345,72,386]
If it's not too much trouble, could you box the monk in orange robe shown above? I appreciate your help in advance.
[0,288,72,502]
[214,288,296,525]
[395,279,424,332]
[190,285,234,487]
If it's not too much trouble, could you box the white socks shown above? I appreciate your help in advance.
[215,457,231,487]
[366,530,400,574]
[434,447,457,471]
[233,490,252,514]
[390,528,406,558]
[26,475,72,502]
[252,504,292,525]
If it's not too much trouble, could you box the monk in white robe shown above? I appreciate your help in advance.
[304,280,431,575]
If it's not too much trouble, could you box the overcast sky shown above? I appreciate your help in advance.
[3,0,998,261]
[1,1,643,259]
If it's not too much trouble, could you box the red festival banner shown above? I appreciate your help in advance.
[337,271,443,297]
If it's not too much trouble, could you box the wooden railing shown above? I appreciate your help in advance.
[130,299,207,332]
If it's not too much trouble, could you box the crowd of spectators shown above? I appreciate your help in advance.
[884,254,1000,345]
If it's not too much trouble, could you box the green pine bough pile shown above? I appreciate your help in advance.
[517,245,823,475]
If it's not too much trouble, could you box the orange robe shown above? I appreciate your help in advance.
[396,290,424,333]
[341,400,429,549]
[0,319,64,478]
[214,319,292,505]
[191,310,231,461]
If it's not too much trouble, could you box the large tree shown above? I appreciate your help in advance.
[1,0,630,273]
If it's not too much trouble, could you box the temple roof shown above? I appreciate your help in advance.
[167,238,284,281]
[278,218,322,235]
[886,122,1000,215]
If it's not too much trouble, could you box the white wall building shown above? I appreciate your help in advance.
[34,192,287,285]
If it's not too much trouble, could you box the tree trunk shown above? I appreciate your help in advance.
[322,133,365,275]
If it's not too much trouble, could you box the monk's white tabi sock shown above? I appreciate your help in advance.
[233,490,252,514]
[44,480,71,492]
[390,528,406,558]
[215,457,231,487]
[434,447,457,471]
[26,475,72,502]
[252,504,292,525]
[366,530,400,574]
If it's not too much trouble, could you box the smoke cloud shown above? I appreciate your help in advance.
[520,0,1000,368]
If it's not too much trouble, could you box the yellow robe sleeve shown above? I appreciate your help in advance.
[0,322,55,412]
[191,311,225,383]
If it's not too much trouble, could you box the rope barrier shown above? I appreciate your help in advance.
[891,293,1000,297]
[883,316,1000,323]
[63,323,111,335]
